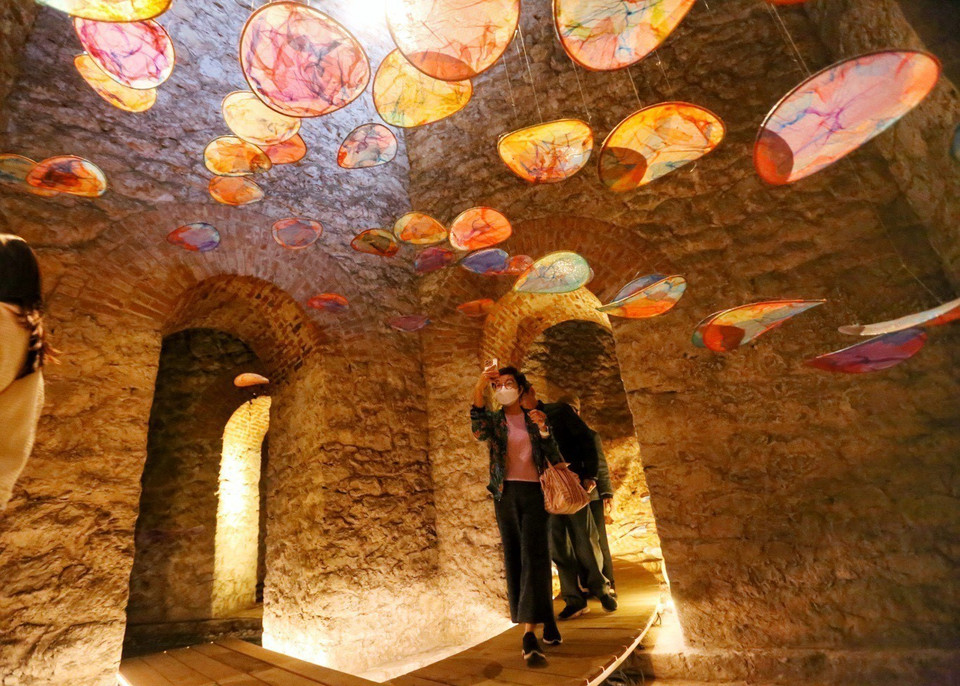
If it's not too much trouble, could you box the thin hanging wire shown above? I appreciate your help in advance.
[764,1,812,78]
[625,66,643,109]
[572,63,594,124]
[499,52,520,125]
[516,27,544,123]
[653,51,673,97]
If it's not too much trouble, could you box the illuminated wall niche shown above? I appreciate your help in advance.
[213,395,272,617]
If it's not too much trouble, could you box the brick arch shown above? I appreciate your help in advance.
[479,288,611,368]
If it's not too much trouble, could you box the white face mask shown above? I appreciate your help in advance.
[494,387,520,407]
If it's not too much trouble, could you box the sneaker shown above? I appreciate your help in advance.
[558,602,589,620]
[542,623,562,646]
[600,594,618,613]
[522,632,545,664]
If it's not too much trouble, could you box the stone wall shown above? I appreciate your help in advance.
[0,0,35,122]
[127,328,265,629]
[407,0,960,675]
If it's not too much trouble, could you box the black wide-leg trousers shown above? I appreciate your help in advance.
[494,481,556,625]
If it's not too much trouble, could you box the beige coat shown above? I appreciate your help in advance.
[0,304,44,511]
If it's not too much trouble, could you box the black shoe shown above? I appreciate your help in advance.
[522,632,545,664]
[600,594,618,613]
[558,602,589,620]
[542,623,562,645]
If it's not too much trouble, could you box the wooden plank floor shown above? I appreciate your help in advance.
[120,559,659,686]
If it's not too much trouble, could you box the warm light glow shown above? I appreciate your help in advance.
[336,0,388,28]
[213,396,271,618]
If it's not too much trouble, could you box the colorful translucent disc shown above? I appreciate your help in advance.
[838,296,960,336]
[272,217,322,249]
[390,314,430,332]
[262,135,306,165]
[756,51,940,185]
[209,176,264,206]
[203,136,271,176]
[449,207,512,251]
[693,300,825,352]
[0,155,59,197]
[460,248,509,275]
[374,49,473,128]
[235,373,269,387]
[337,124,398,169]
[167,223,220,252]
[502,254,533,276]
[599,275,686,318]
[458,299,496,317]
[74,18,174,89]
[394,212,448,245]
[498,119,594,183]
[74,54,156,112]
[38,0,171,21]
[386,0,519,81]
[554,0,695,71]
[26,155,107,197]
[351,229,400,257]
[239,2,370,118]
[806,328,927,374]
[415,246,457,274]
[514,251,591,294]
[599,102,724,191]
[222,91,300,147]
[307,293,349,313]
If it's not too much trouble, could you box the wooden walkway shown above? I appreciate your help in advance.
[120,560,659,686]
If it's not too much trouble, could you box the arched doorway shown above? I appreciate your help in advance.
[123,329,270,656]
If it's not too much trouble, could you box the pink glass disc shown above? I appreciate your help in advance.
[272,217,323,249]
[390,314,430,332]
[756,51,940,185]
[414,246,457,274]
[239,2,370,118]
[167,223,220,252]
[338,124,398,169]
[806,328,927,373]
[74,17,174,89]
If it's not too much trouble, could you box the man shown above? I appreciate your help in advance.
[521,385,617,618]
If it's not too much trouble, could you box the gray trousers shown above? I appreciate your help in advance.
[550,507,610,605]
[589,498,615,589]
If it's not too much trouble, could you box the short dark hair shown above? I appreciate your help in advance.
[0,234,48,373]
[497,366,530,394]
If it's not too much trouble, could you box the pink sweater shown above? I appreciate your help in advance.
[504,411,539,482]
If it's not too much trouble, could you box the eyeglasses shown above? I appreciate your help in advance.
[492,379,518,390]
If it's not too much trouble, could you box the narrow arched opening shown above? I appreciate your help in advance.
[123,329,270,656]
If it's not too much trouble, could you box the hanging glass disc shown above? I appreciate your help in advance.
[74,17,174,89]
[806,328,927,373]
[498,119,594,183]
[307,293,349,312]
[460,248,510,275]
[239,2,370,118]
[598,275,686,318]
[599,102,724,191]
[692,300,825,352]
[38,0,171,22]
[449,207,512,251]
[374,50,472,128]
[390,314,430,332]
[0,155,59,197]
[458,299,496,317]
[351,229,400,257]
[222,91,301,147]
[74,54,157,112]
[755,50,940,185]
[415,246,457,274]
[386,0,519,81]
[272,217,323,249]
[167,223,220,252]
[203,136,271,176]
[554,0,695,71]
[209,176,264,206]
[394,212,448,245]
[26,155,107,197]
[338,124,398,169]
[838,296,960,336]
[513,251,591,293]
[262,134,307,165]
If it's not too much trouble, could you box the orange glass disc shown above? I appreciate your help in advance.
[599,102,724,191]
[394,212,448,245]
[74,54,156,112]
[351,229,400,257]
[374,49,472,128]
[222,91,300,147]
[449,207,512,251]
[38,0,171,21]
[0,155,59,197]
[74,17,174,89]
[26,155,107,197]
[262,135,307,165]
[307,293,349,313]
[204,136,271,176]
[386,0,519,81]
[209,176,264,205]
[498,119,594,183]
[457,298,495,318]
[239,2,369,118]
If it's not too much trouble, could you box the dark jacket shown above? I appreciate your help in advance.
[591,429,614,500]
[541,402,598,482]
[470,405,562,501]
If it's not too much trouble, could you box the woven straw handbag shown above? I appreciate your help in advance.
[540,460,590,515]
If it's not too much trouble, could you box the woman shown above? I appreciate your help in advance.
[470,362,562,664]
[0,234,48,512]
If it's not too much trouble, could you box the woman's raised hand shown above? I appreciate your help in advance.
[480,358,499,381]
